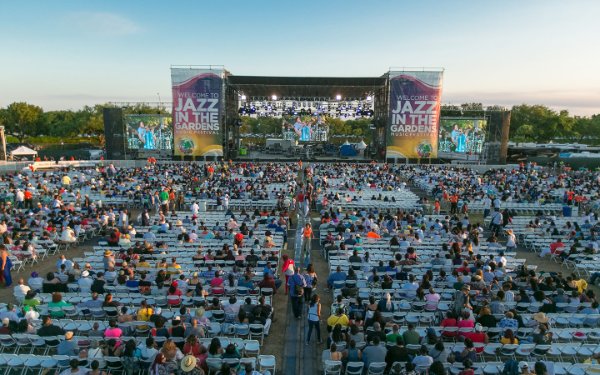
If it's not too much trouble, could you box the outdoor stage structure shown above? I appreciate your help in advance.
[102,66,511,164]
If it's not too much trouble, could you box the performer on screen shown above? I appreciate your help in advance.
[144,125,156,149]
[293,117,304,138]
[137,122,147,147]
[456,129,467,152]
[300,121,312,142]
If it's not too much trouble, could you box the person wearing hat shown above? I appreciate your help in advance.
[78,270,93,293]
[453,284,472,315]
[103,250,115,270]
[529,312,549,328]
[57,331,78,356]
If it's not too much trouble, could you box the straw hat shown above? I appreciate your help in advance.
[532,312,549,324]
[104,250,113,256]
[180,355,197,372]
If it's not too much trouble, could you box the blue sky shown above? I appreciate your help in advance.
[1,0,599,115]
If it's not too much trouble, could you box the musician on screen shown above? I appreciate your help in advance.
[293,117,304,137]
[144,124,156,149]
[137,122,147,147]
[455,129,467,152]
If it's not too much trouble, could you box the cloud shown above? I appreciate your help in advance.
[65,11,141,36]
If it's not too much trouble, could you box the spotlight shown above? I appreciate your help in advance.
[272,95,277,101]
[241,95,246,100]
[366,95,372,101]
[336,95,342,101]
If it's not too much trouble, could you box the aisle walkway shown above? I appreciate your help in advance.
[282,170,333,374]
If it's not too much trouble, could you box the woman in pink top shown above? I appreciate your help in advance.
[104,319,122,338]
[457,310,475,329]
[425,287,441,310]
[210,271,224,294]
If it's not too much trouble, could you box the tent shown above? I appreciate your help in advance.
[355,140,367,150]
[10,146,38,159]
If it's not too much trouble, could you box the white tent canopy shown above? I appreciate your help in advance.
[11,146,38,157]
[356,140,367,150]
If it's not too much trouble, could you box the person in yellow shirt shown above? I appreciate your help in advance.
[168,257,182,275]
[136,300,154,321]
[499,328,519,345]
[572,277,588,294]
[137,257,151,269]
[62,175,71,186]
[326,308,349,329]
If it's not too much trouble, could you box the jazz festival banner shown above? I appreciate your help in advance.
[171,68,223,157]
[386,70,444,159]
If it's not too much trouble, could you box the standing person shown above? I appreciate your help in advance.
[281,255,295,295]
[288,267,306,319]
[159,188,170,213]
[0,245,12,287]
[301,223,314,265]
[306,294,322,345]
[303,264,318,303]
[453,285,472,316]
[489,209,503,236]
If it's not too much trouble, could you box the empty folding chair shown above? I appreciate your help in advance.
[249,324,265,345]
[258,355,276,375]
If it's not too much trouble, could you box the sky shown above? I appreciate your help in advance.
[1,0,599,116]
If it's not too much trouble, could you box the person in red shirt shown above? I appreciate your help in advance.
[540,238,565,257]
[167,283,182,306]
[459,323,489,352]
[441,311,459,338]
[24,189,33,209]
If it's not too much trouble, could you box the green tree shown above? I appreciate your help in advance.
[2,102,44,142]
[510,104,562,143]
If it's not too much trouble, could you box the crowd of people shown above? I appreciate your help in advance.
[0,160,598,375]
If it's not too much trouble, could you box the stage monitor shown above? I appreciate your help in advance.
[438,117,487,155]
[124,114,173,151]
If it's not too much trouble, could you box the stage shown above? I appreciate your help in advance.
[235,149,372,162]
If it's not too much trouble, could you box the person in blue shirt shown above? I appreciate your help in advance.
[327,266,347,289]
[288,267,306,319]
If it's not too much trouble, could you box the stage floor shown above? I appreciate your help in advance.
[234,150,372,162]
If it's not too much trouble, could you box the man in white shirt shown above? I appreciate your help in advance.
[78,271,93,293]
[13,278,31,302]
[191,202,199,215]
[60,226,77,243]
[15,189,25,209]
[482,196,492,218]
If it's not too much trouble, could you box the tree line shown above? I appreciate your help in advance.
[0,101,599,145]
